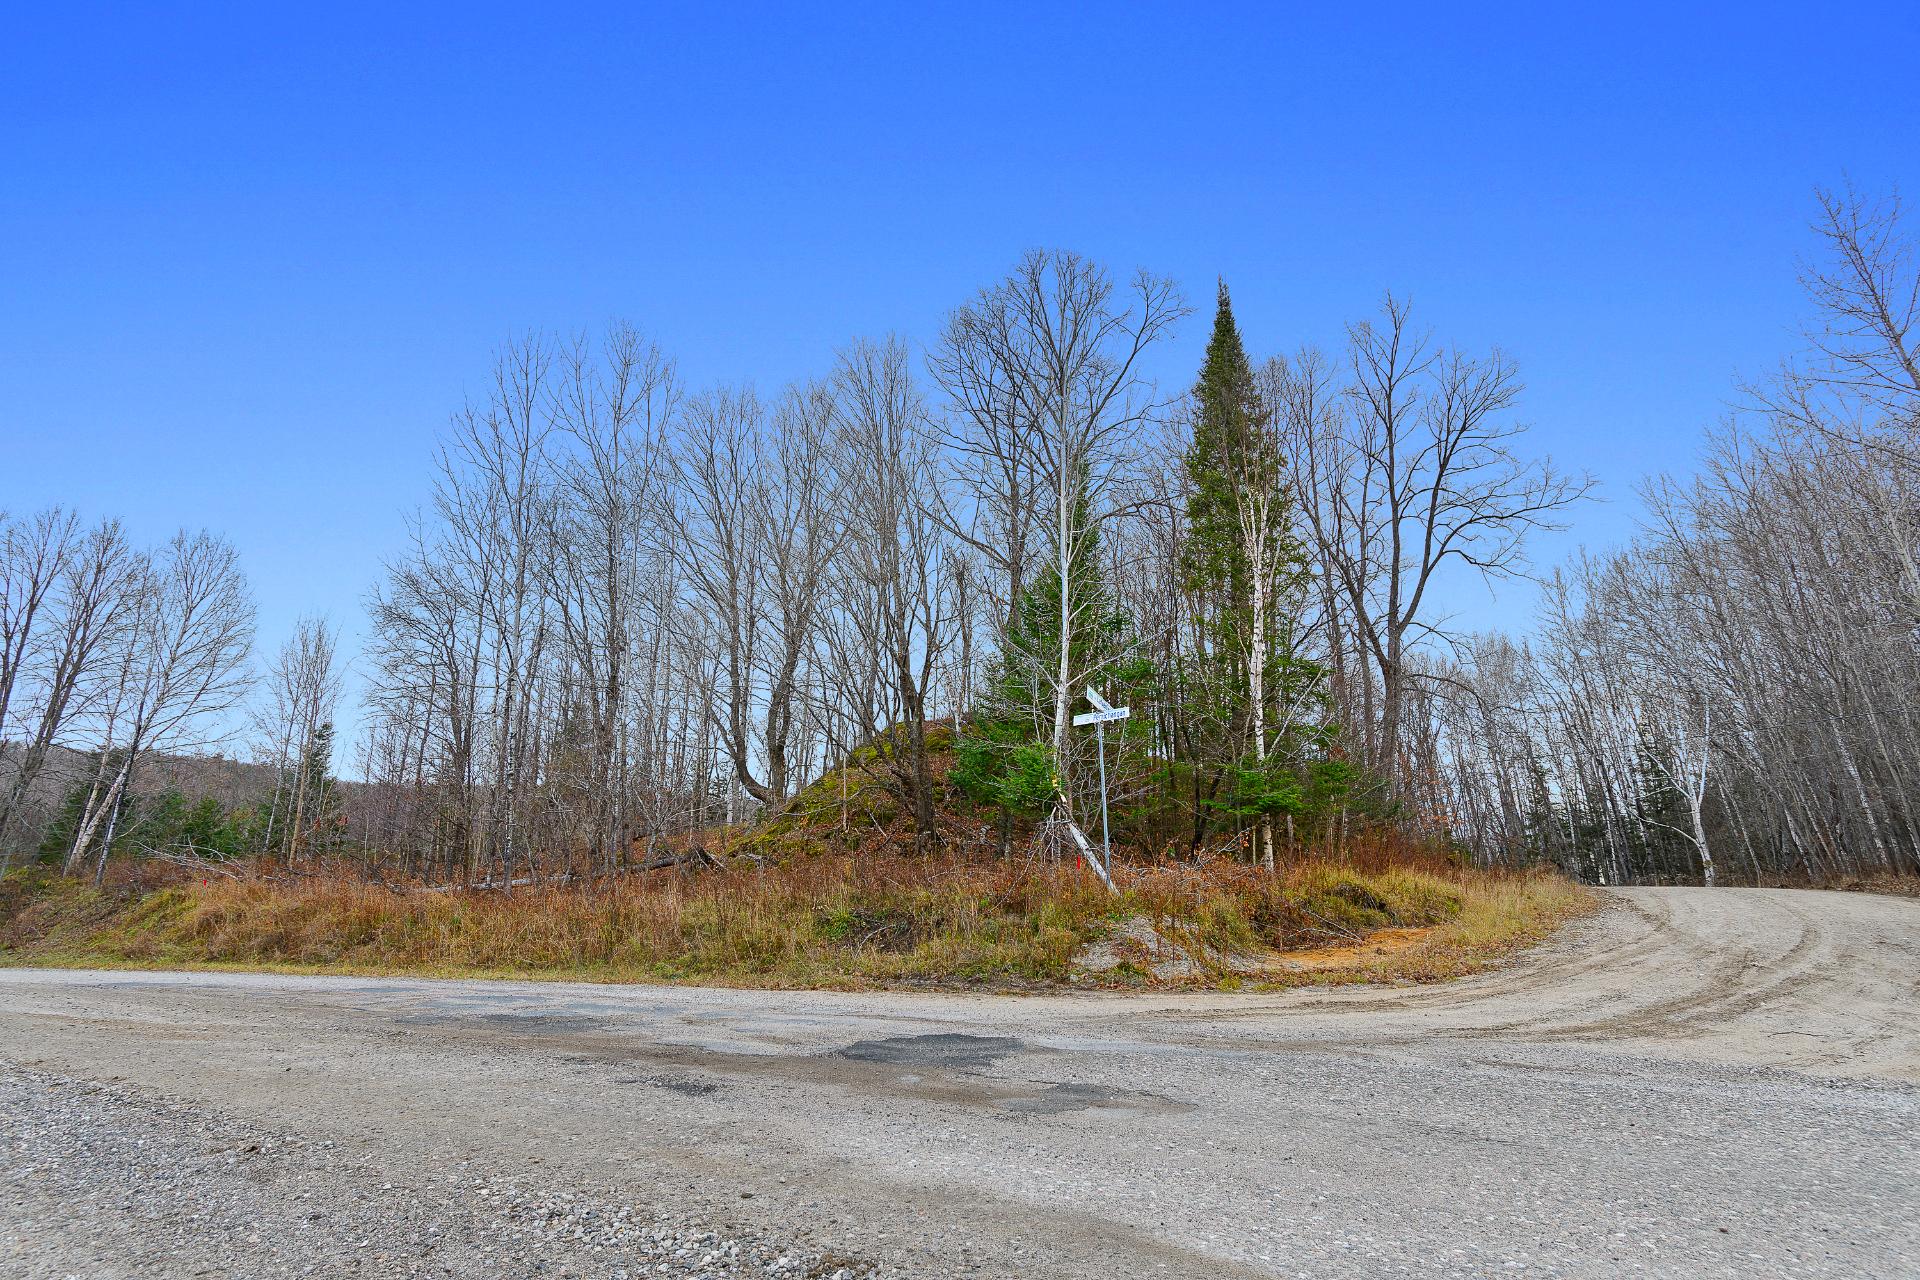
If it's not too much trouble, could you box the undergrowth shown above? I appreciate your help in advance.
[0,854,1591,990]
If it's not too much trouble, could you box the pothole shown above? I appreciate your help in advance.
[613,1073,720,1096]
[832,1033,1024,1070]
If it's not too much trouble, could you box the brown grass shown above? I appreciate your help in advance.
[1,851,1593,991]
[1814,872,1920,899]
[1251,867,1597,988]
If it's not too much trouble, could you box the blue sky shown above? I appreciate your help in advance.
[4,2,1916,753]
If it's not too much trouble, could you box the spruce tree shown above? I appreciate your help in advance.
[1178,281,1309,865]
[1183,279,1266,620]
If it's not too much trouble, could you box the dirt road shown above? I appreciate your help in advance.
[3,887,1916,1278]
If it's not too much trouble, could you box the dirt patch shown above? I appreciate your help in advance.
[479,1011,606,1032]
[1071,917,1439,982]
[1268,926,1437,972]
[393,1011,605,1034]
[615,1072,721,1097]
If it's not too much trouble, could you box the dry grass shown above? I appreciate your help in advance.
[1252,868,1597,989]
[1,851,1593,991]
[1815,872,1920,899]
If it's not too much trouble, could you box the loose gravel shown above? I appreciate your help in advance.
[4,887,1917,1278]
[1,1066,879,1280]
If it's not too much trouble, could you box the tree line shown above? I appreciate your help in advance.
[1424,185,1920,884]
[4,185,1914,887]
[0,519,256,881]
[346,246,1589,886]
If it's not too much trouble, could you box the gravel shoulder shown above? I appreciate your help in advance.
[3,887,1917,1278]
[4,1067,856,1280]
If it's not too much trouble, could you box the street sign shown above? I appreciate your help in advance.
[1073,686,1130,884]
[1073,686,1130,726]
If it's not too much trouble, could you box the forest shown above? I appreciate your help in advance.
[3,185,1917,893]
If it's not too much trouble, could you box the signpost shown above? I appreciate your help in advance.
[1072,686,1130,878]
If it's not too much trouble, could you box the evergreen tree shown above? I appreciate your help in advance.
[1178,281,1313,865]
[1632,725,1690,882]
[955,476,1146,851]
[43,775,248,865]
[297,721,340,855]
[36,776,96,866]
[1000,479,1129,732]
[1183,280,1268,621]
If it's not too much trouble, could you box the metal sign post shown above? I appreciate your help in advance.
[1072,686,1130,878]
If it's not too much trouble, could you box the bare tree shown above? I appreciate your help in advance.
[928,302,1046,636]
[64,531,255,885]
[253,616,343,861]
[832,336,952,844]
[673,387,769,806]
[0,509,78,747]
[1797,183,1920,428]
[0,514,138,869]
[1289,296,1590,795]
[939,251,1185,804]
[0,514,129,871]
[547,324,678,867]
[1426,417,1920,887]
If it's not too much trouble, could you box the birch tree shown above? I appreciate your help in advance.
[253,616,343,861]
[940,251,1184,806]
[64,531,254,884]
[0,514,137,869]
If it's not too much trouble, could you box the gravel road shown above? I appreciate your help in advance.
[2,887,1916,1278]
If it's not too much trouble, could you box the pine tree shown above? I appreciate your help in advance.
[955,476,1143,851]
[288,721,339,859]
[1183,280,1267,616]
[1179,281,1310,867]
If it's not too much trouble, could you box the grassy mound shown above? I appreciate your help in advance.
[730,723,962,860]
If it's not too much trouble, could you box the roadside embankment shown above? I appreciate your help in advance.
[0,856,1591,990]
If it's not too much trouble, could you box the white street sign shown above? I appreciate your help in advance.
[1075,686,1129,726]
[1073,687,1132,887]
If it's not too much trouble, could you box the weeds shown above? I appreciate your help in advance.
[1,854,1591,989]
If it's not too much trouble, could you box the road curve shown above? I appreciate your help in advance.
[2,887,1916,1278]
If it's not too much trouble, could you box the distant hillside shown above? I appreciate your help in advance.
[0,743,343,858]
